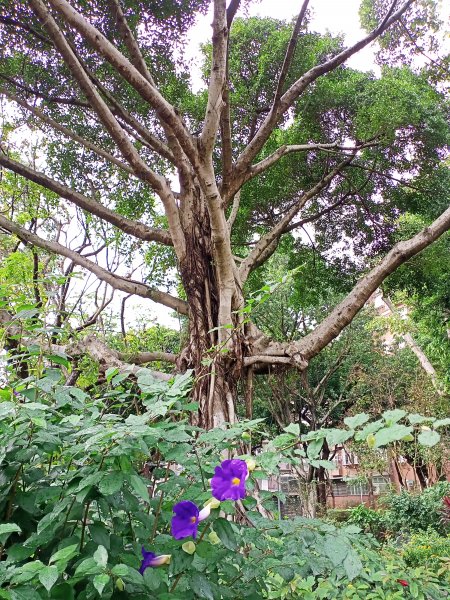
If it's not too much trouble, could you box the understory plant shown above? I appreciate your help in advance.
[0,368,449,599]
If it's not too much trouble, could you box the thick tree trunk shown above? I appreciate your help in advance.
[177,187,241,429]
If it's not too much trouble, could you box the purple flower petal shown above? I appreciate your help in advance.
[139,547,171,574]
[139,547,156,574]
[211,459,247,501]
[171,500,199,540]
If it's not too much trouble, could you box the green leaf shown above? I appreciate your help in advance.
[283,423,299,436]
[74,557,103,577]
[408,413,432,425]
[417,430,440,447]
[0,523,21,536]
[382,409,407,424]
[433,418,450,428]
[354,419,384,441]
[49,544,78,565]
[344,414,369,429]
[325,429,354,447]
[46,354,70,368]
[10,588,43,600]
[93,574,110,596]
[129,474,150,503]
[213,518,237,551]
[38,566,58,592]
[343,551,363,581]
[307,437,324,460]
[89,523,110,550]
[111,564,129,577]
[98,472,124,496]
[48,583,74,599]
[93,545,108,568]
[105,367,119,382]
[374,424,413,447]
[190,573,214,600]
[324,535,349,566]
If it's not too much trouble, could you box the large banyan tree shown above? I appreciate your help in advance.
[0,0,449,427]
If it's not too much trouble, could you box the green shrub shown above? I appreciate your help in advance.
[384,482,450,535]
[326,508,352,523]
[0,369,449,599]
[347,504,387,539]
[402,530,450,571]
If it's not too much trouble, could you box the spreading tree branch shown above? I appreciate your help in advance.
[0,214,188,315]
[1,88,135,176]
[239,155,355,281]
[46,0,198,166]
[0,153,173,245]
[255,204,450,363]
[234,0,414,178]
[200,0,227,153]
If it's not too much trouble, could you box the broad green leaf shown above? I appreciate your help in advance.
[324,535,349,566]
[38,565,58,592]
[344,414,369,429]
[93,574,110,596]
[307,438,324,460]
[325,429,354,447]
[74,557,103,577]
[111,564,129,577]
[343,551,363,581]
[354,419,384,441]
[374,424,413,447]
[0,523,21,536]
[417,430,440,447]
[382,409,407,424]
[93,545,108,568]
[89,523,110,550]
[49,544,78,565]
[190,573,214,600]
[10,588,43,600]
[129,475,150,503]
[433,418,450,429]
[408,413,432,425]
[283,423,300,436]
[98,472,124,496]
[213,518,237,550]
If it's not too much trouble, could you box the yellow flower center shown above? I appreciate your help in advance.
[190,516,197,523]
[231,477,240,486]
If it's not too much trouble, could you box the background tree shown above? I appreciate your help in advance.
[0,0,449,428]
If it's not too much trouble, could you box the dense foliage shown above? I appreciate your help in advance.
[0,363,449,599]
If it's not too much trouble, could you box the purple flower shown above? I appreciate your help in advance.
[170,501,196,540]
[211,459,247,501]
[139,547,170,574]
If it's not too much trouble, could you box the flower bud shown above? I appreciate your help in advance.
[246,458,256,472]
[204,497,221,510]
[366,433,376,449]
[115,578,125,591]
[208,531,220,545]
[182,541,196,554]
[150,554,171,566]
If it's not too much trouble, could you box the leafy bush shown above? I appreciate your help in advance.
[384,482,450,535]
[401,530,450,571]
[347,505,387,539]
[0,369,449,599]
